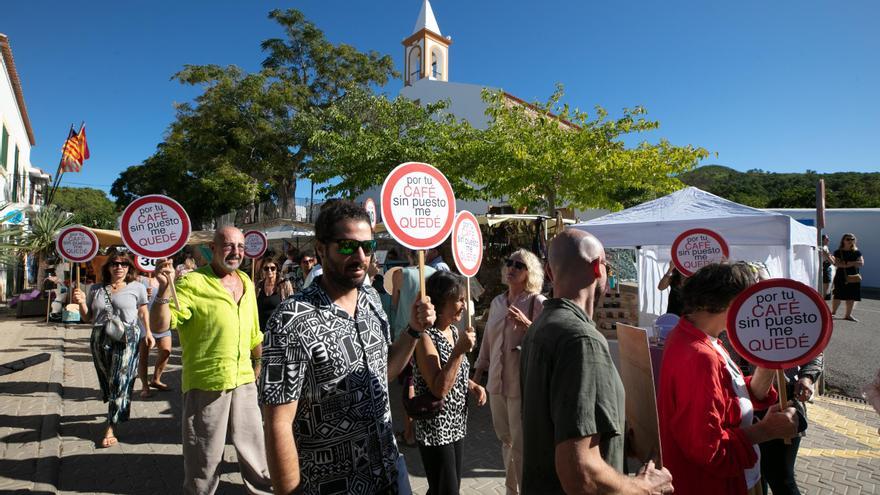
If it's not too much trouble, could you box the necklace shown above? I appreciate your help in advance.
[109,280,126,290]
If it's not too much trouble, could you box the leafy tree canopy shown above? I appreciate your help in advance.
[464,86,709,215]
[52,187,118,229]
[680,165,880,208]
[111,8,396,226]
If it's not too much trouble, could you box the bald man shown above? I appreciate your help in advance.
[519,230,674,495]
[151,226,272,495]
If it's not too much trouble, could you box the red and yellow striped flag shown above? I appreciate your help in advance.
[60,124,90,173]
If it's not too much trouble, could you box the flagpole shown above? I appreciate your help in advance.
[46,124,75,207]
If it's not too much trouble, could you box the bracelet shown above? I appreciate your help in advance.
[406,326,423,339]
[155,297,171,305]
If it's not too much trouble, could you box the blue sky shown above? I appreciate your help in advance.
[4,0,878,199]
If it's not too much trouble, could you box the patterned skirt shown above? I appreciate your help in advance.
[90,325,140,424]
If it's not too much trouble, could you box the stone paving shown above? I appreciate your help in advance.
[0,315,878,494]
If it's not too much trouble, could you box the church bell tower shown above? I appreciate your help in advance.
[402,0,452,86]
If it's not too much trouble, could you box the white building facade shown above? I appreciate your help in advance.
[1,33,49,299]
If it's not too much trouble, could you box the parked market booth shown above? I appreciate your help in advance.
[572,187,818,328]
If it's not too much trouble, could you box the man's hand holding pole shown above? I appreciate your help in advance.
[150,259,177,333]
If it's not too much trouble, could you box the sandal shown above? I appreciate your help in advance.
[149,380,171,391]
[844,315,859,322]
[139,389,153,399]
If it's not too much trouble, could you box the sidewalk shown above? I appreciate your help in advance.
[1,316,878,494]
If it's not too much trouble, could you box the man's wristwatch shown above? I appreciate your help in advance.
[155,297,171,305]
[406,325,423,339]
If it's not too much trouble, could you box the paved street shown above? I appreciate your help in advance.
[823,288,880,398]
[1,312,878,494]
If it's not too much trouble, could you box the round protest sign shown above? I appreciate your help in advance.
[671,228,730,276]
[451,211,483,278]
[120,195,191,259]
[364,198,377,229]
[243,230,268,259]
[726,279,832,369]
[134,255,160,273]
[56,225,99,263]
[380,162,456,250]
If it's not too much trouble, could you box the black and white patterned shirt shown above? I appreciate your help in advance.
[259,277,399,495]
[413,326,470,447]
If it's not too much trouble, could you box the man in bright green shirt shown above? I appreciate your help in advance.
[151,226,271,495]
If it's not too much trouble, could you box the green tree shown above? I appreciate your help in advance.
[52,187,118,229]
[112,8,397,223]
[464,86,709,215]
[307,89,472,198]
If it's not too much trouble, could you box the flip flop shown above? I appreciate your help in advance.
[844,316,859,322]
[149,380,171,391]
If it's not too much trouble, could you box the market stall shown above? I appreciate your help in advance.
[572,187,817,327]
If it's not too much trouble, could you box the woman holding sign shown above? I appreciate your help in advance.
[413,271,487,495]
[474,248,545,495]
[831,233,864,322]
[71,249,154,448]
[658,263,799,495]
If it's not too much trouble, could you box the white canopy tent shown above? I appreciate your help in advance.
[572,187,818,327]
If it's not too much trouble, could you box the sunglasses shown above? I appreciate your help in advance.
[301,258,316,264]
[109,261,130,268]
[844,237,855,241]
[333,239,377,256]
[505,259,527,270]
[262,266,277,271]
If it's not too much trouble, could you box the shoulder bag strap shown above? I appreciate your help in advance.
[102,286,119,319]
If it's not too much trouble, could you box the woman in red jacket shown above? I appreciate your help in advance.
[658,262,800,495]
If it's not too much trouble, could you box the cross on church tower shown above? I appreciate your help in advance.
[402,0,452,86]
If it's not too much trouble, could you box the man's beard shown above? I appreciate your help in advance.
[221,256,241,271]
[324,261,367,290]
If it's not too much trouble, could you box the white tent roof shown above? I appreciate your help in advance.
[577,187,816,248]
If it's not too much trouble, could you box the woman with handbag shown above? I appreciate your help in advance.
[831,233,864,321]
[412,271,487,495]
[473,248,545,495]
[72,249,154,448]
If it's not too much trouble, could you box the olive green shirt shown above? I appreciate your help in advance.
[520,298,626,495]
[171,265,262,393]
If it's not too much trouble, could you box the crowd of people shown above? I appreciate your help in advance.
[74,206,872,495]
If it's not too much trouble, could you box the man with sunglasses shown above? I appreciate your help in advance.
[519,229,674,495]
[150,226,272,495]
[259,200,436,495]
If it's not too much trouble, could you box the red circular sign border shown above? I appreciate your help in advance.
[380,162,456,250]
[451,211,483,278]
[120,195,192,259]
[57,226,99,263]
[243,230,268,259]
[364,198,377,229]
[726,278,833,370]
[134,255,158,273]
[671,227,730,276]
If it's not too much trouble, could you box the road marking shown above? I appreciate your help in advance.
[798,448,880,459]
[809,402,880,450]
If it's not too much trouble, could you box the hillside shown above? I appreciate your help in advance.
[678,165,880,208]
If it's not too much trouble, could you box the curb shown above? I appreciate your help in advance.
[32,323,66,493]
